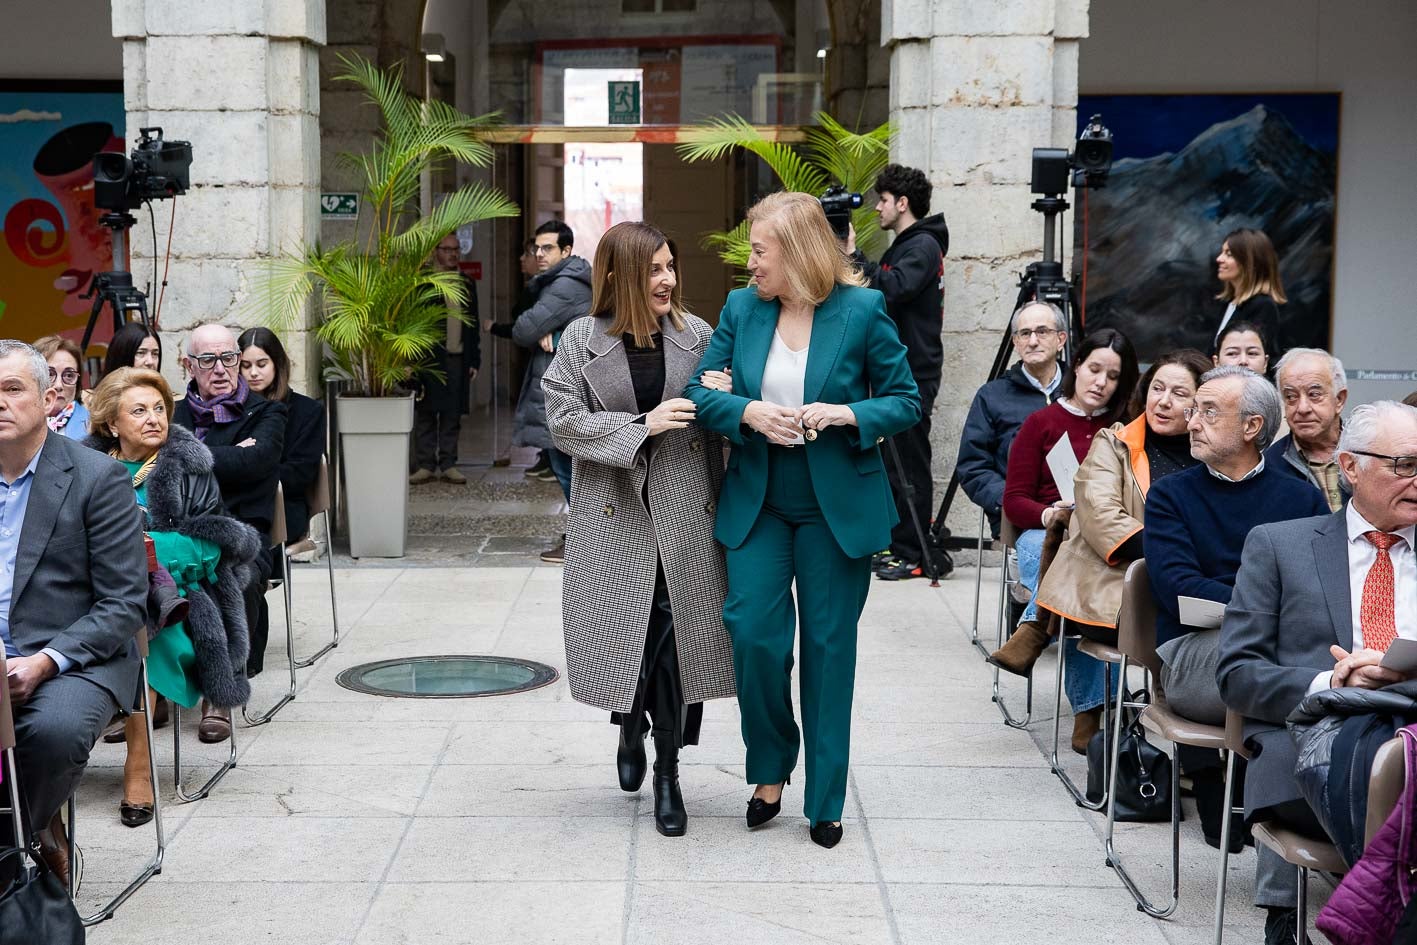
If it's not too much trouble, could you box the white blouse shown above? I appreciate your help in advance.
[760,329,808,445]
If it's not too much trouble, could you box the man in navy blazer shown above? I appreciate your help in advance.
[0,340,146,881]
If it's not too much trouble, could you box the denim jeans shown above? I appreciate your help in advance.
[546,446,572,503]
[1014,528,1107,713]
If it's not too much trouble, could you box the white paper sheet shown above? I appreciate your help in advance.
[1045,436,1080,505]
[1380,638,1417,674]
[1178,596,1226,629]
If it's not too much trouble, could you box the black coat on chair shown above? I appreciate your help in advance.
[275,391,325,542]
[172,392,288,535]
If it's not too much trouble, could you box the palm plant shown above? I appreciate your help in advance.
[256,54,520,397]
[677,112,894,275]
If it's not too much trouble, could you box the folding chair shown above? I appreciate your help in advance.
[968,507,991,656]
[66,626,164,924]
[292,455,340,668]
[1050,626,1120,810]
[1104,559,1228,919]
[990,517,1033,729]
[243,483,296,726]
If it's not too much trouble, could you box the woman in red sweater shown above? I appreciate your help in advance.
[991,328,1138,750]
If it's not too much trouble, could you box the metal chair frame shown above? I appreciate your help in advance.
[172,701,237,802]
[990,518,1033,729]
[0,653,29,861]
[968,507,990,657]
[67,628,164,925]
[292,455,341,668]
[1049,626,1117,810]
[243,483,296,726]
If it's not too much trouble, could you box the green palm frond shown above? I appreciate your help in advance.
[252,55,519,397]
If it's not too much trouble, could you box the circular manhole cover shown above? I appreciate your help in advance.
[335,656,559,699]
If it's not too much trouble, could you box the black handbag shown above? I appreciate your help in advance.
[0,845,85,945]
[1084,691,1175,823]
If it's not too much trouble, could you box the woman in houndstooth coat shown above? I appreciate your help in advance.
[542,221,736,838]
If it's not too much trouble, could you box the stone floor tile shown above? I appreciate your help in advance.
[236,720,452,767]
[890,883,1174,945]
[84,881,374,944]
[357,881,624,945]
[632,814,873,883]
[159,816,408,883]
[852,765,1087,822]
[387,816,632,882]
[868,818,1119,886]
[627,881,893,945]
[183,764,432,817]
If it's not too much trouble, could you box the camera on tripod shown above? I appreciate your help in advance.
[93,127,193,212]
[819,184,862,240]
[1030,114,1114,197]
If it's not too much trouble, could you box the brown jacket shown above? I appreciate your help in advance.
[1035,416,1150,629]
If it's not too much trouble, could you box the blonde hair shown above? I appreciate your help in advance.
[746,191,867,305]
[590,222,687,347]
[87,368,174,443]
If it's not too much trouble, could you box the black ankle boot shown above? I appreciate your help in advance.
[617,727,647,793]
[1192,769,1246,854]
[652,735,687,837]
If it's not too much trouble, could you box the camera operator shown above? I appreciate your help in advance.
[845,164,949,580]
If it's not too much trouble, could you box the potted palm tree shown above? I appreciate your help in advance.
[258,55,519,557]
[677,112,894,274]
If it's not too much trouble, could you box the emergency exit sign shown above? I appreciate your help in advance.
[320,193,358,219]
[608,81,641,125]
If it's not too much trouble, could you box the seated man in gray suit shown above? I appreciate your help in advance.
[0,340,147,882]
[1219,399,1417,945]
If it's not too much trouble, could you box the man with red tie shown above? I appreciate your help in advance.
[1219,399,1417,945]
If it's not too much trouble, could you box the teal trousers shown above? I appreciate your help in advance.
[723,446,872,825]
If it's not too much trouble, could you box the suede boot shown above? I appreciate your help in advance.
[987,620,1051,677]
[651,734,687,837]
[1071,707,1103,755]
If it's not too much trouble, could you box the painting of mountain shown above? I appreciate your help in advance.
[1073,93,1340,360]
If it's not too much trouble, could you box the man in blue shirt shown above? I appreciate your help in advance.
[0,340,146,884]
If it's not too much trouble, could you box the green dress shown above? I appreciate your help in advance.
[123,459,222,709]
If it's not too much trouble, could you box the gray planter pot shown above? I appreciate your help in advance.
[336,393,415,558]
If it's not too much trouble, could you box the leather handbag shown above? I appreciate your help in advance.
[0,845,85,944]
[1085,690,1174,822]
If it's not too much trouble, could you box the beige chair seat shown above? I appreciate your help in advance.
[1078,638,1124,663]
[1251,822,1347,874]
[1140,694,1226,751]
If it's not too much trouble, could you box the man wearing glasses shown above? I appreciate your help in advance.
[1220,399,1417,943]
[1142,365,1329,943]
[172,324,287,741]
[955,300,1068,541]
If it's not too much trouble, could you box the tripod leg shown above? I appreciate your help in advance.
[885,435,938,583]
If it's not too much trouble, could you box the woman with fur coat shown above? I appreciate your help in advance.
[83,367,262,827]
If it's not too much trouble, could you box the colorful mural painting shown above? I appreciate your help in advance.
[0,83,125,351]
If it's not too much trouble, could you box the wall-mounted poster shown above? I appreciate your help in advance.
[1074,93,1340,360]
[0,81,125,349]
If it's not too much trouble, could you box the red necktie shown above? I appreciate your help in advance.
[1361,531,1401,652]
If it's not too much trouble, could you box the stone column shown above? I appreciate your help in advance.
[882,0,1088,539]
[111,0,325,393]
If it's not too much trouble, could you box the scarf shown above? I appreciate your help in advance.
[47,400,76,433]
[185,377,250,441]
[109,448,160,488]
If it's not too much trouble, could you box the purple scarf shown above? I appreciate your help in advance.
[185,376,250,441]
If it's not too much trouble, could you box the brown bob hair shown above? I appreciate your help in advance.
[1217,228,1287,305]
[746,191,868,305]
[33,334,85,390]
[87,368,174,445]
[1127,348,1213,420]
[590,221,687,347]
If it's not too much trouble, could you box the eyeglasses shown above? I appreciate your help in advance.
[1181,406,1243,425]
[532,244,561,256]
[1013,328,1062,341]
[47,367,79,386]
[189,351,240,371]
[1350,450,1417,479]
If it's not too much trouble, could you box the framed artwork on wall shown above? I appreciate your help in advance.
[0,80,125,350]
[1074,92,1340,360]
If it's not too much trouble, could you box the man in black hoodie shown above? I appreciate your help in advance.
[849,164,950,580]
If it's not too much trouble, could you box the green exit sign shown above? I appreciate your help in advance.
[321,193,358,219]
[608,81,641,125]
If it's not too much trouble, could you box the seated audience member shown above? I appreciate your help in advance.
[1267,347,1350,512]
[83,368,262,827]
[993,349,1210,673]
[239,327,325,555]
[1211,320,1272,375]
[0,340,147,883]
[955,300,1068,539]
[32,335,90,440]
[1219,400,1417,941]
[988,329,1139,752]
[104,322,163,376]
[172,324,287,741]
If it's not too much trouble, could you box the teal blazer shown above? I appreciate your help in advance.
[685,283,921,559]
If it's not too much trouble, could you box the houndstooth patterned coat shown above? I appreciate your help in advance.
[542,313,736,714]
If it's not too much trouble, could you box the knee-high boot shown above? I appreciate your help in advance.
[651,733,686,837]
[120,687,156,827]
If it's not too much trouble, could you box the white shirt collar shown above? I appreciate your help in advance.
[1346,502,1417,550]
[1206,454,1266,482]
[1057,397,1108,418]
[1022,363,1062,396]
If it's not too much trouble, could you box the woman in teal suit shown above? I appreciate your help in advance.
[687,191,920,848]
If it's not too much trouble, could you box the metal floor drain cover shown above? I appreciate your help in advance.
[335,656,558,699]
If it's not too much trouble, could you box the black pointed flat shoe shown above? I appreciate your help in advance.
[746,778,789,829]
[809,821,843,849]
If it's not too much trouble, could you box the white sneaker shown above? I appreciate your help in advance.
[409,468,435,484]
